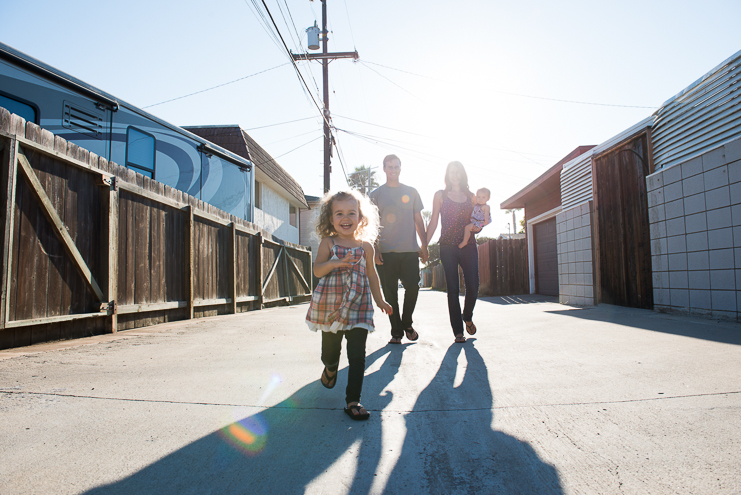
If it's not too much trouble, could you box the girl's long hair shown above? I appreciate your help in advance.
[444,161,472,198]
[315,190,380,243]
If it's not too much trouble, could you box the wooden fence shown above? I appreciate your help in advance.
[0,108,312,350]
[427,238,528,296]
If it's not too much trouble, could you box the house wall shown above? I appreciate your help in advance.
[524,181,561,225]
[299,202,321,262]
[556,201,596,306]
[255,184,299,244]
[646,136,741,320]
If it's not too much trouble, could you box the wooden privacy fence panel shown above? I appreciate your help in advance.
[593,133,653,309]
[479,238,528,296]
[0,108,312,350]
[428,239,528,297]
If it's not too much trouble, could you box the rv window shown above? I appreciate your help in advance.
[126,127,155,178]
[0,94,38,124]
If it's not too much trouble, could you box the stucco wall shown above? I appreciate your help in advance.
[299,206,321,262]
[646,136,741,320]
[556,201,595,306]
[255,182,299,244]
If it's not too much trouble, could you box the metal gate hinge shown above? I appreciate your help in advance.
[100,301,117,314]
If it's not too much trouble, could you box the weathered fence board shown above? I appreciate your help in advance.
[0,107,312,350]
[429,239,528,296]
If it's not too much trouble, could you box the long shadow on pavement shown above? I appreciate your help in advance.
[83,345,408,494]
[547,305,741,346]
[478,294,558,305]
[383,341,563,494]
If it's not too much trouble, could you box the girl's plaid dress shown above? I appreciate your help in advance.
[306,242,375,333]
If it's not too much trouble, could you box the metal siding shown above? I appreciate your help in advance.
[652,50,741,170]
[560,155,593,210]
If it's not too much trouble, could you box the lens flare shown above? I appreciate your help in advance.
[401,195,410,204]
[257,374,282,406]
[220,414,268,455]
[386,213,397,224]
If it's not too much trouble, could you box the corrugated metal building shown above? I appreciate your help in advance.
[501,48,741,319]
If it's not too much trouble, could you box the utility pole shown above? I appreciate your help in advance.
[292,0,358,193]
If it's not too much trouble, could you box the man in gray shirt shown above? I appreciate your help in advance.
[370,154,429,344]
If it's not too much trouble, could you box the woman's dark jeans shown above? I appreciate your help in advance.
[439,243,479,336]
[321,327,368,404]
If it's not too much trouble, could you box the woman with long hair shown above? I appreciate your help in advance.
[426,161,479,343]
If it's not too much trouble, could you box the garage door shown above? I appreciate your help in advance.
[534,218,558,296]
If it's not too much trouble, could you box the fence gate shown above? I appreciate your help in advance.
[0,109,312,350]
[593,133,653,309]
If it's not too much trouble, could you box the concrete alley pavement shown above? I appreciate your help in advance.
[1,289,740,494]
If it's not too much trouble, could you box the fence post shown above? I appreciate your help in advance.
[230,222,237,314]
[1,136,19,329]
[256,233,264,309]
[283,246,290,302]
[107,176,119,333]
[187,205,194,319]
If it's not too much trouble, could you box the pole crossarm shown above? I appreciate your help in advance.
[291,51,359,62]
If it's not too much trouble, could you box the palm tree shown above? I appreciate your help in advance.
[348,165,379,195]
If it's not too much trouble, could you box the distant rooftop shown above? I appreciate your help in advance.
[185,125,309,208]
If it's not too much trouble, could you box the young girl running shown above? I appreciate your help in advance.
[306,190,392,421]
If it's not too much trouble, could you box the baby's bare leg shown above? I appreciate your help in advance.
[459,223,474,248]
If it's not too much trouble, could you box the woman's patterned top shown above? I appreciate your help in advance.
[439,193,475,247]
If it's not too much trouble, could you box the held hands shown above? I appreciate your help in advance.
[419,245,429,264]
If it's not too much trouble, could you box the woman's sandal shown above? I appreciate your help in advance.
[404,327,419,341]
[344,403,370,421]
[454,334,467,343]
[465,320,477,335]
[320,367,337,389]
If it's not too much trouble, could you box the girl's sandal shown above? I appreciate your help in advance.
[454,334,467,343]
[465,320,477,335]
[344,403,370,421]
[320,367,337,389]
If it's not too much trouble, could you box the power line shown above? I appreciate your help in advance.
[244,116,316,131]
[361,59,658,109]
[258,0,328,126]
[252,136,322,167]
[142,63,290,108]
[334,127,542,181]
[332,133,351,187]
[357,61,424,102]
[341,0,357,49]
[333,113,557,160]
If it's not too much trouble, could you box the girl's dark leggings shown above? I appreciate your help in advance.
[321,327,368,405]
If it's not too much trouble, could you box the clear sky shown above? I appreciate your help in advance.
[2,0,740,240]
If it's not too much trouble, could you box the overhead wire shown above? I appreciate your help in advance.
[243,0,285,51]
[357,61,424,102]
[276,0,322,97]
[361,60,658,109]
[334,127,541,181]
[243,116,316,131]
[333,113,555,165]
[142,63,290,109]
[257,0,327,124]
